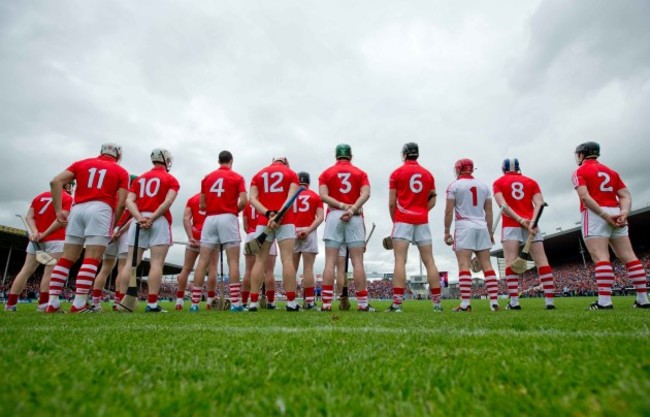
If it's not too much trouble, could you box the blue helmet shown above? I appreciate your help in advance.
[502,158,520,173]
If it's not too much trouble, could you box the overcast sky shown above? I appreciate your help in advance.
[1,0,648,280]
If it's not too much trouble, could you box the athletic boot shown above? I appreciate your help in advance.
[145,305,167,313]
[588,301,613,310]
[286,304,302,312]
[452,304,472,313]
[632,301,650,309]
[506,303,522,310]
[385,304,402,313]
[357,304,376,312]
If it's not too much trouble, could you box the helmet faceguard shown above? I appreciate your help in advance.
[151,148,173,171]
[272,156,289,166]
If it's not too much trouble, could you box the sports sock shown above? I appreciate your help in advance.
[595,261,614,306]
[626,260,649,304]
[38,291,49,307]
[229,282,241,306]
[356,290,368,308]
[92,288,102,306]
[6,293,18,308]
[241,290,250,305]
[505,267,520,305]
[538,265,555,303]
[304,287,314,305]
[72,258,100,309]
[286,291,297,308]
[459,270,471,308]
[191,286,202,305]
[48,258,74,308]
[266,289,275,304]
[392,287,404,307]
[322,285,334,308]
[430,287,441,305]
[147,294,158,309]
[207,290,215,304]
[176,290,184,305]
[485,270,498,304]
[249,292,259,308]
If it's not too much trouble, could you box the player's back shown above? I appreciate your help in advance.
[390,161,434,224]
[319,160,369,205]
[572,160,625,209]
[32,191,72,241]
[132,166,180,222]
[202,167,245,215]
[447,176,490,228]
[293,188,322,228]
[493,173,539,226]
[68,155,128,207]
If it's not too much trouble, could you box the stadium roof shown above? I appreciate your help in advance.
[490,206,650,265]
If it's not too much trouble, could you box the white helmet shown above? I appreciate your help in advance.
[100,143,122,162]
[151,148,173,171]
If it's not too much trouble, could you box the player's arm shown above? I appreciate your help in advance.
[50,170,75,224]
[199,193,207,212]
[39,212,65,242]
[484,197,494,237]
[351,185,370,214]
[427,189,437,211]
[183,206,194,241]
[319,184,348,211]
[249,185,268,217]
[114,188,128,227]
[125,191,143,223]
[149,189,178,223]
[576,185,617,226]
[615,187,632,226]
[494,192,526,227]
[388,189,397,222]
[443,198,454,245]
[242,211,250,232]
[237,191,248,213]
[306,207,325,234]
[25,207,39,241]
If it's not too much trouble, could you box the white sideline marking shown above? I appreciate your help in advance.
[6,325,649,338]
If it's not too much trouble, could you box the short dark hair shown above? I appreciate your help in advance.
[218,150,233,164]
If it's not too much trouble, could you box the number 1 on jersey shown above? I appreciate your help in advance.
[470,186,478,206]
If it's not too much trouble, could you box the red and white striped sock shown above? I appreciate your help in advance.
[430,287,441,305]
[322,285,334,308]
[48,258,74,308]
[356,290,368,309]
[505,267,520,305]
[92,288,102,306]
[626,260,648,304]
[304,287,314,305]
[595,261,614,306]
[72,258,100,309]
[229,283,241,306]
[538,265,555,304]
[459,270,471,307]
[392,287,404,307]
[191,286,203,305]
[485,270,498,304]
[176,290,184,305]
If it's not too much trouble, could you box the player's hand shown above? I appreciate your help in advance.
[296,230,308,239]
[268,218,279,230]
[614,213,628,227]
[489,232,495,245]
[56,210,69,225]
[601,213,617,227]
[341,208,354,222]
[444,233,453,246]
[138,217,152,229]
[188,237,199,247]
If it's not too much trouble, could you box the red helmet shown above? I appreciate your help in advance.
[454,158,474,178]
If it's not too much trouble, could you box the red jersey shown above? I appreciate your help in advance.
[186,193,207,240]
[250,162,299,224]
[389,161,434,225]
[242,202,258,233]
[130,166,180,224]
[31,191,73,242]
[571,159,626,211]
[66,155,129,208]
[319,160,370,207]
[201,166,246,216]
[493,172,541,228]
[292,188,323,228]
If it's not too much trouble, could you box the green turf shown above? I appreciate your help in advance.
[1,297,649,417]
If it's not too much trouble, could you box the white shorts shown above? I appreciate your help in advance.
[501,226,544,243]
[104,232,129,259]
[201,214,241,248]
[255,224,295,243]
[582,207,628,239]
[65,201,113,246]
[26,240,64,255]
[127,213,172,249]
[453,226,492,252]
[245,232,278,256]
[323,210,365,248]
[338,245,348,257]
[294,228,319,254]
[391,223,432,246]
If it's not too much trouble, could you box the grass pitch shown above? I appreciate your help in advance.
[1,296,649,417]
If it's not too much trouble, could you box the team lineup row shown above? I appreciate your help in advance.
[4,141,649,313]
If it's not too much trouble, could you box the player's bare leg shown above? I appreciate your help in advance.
[190,245,218,312]
[349,246,371,311]
[320,247,339,311]
[226,244,243,310]
[144,245,169,312]
[529,242,556,309]
[335,252,350,310]
[418,244,442,311]
[116,245,145,308]
[5,254,40,311]
[502,240,523,309]
[175,248,199,310]
[263,255,277,308]
[583,237,614,308]
[46,243,84,312]
[278,239,299,311]
[388,239,409,312]
[249,241,272,311]
[610,236,649,307]
[92,256,117,312]
[69,244,107,313]
[111,257,127,310]
[205,251,218,309]
[37,256,61,311]
[477,249,499,311]
[241,252,255,308]
[453,249,474,312]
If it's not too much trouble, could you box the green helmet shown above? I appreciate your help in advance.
[335,143,352,160]
[129,174,138,186]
